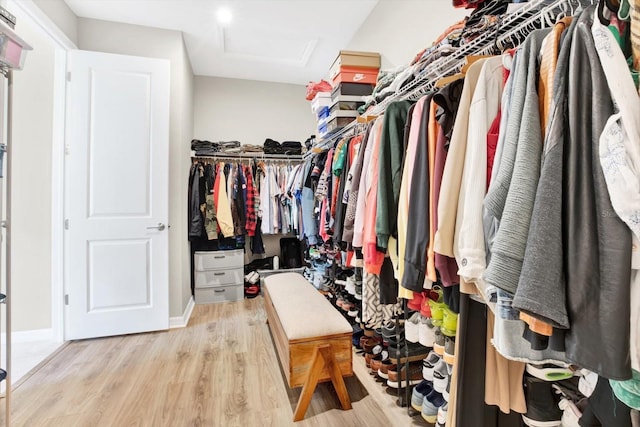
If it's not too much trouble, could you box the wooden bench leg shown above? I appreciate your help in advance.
[292,344,352,422]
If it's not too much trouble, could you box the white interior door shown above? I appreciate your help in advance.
[65,50,170,340]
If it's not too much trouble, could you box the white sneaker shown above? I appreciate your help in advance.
[345,277,356,295]
[433,359,449,393]
[419,316,436,347]
[436,402,448,427]
[423,351,441,381]
[405,312,421,343]
[558,398,581,427]
[578,370,598,398]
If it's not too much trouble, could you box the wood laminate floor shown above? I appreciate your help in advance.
[1,297,427,427]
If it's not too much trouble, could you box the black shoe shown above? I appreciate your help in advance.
[522,374,562,426]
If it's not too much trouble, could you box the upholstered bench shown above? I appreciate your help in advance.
[263,272,353,421]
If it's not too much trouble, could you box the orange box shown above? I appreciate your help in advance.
[332,66,379,85]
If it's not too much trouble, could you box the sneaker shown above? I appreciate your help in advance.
[407,292,425,312]
[419,316,436,347]
[387,361,424,388]
[444,336,455,365]
[405,312,421,343]
[443,373,451,402]
[526,363,574,382]
[388,342,430,364]
[441,307,458,337]
[429,299,447,327]
[558,398,581,427]
[355,286,363,301]
[377,361,396,379]
[433,359,449,393]
[411,380,434,411]
[522,375,562,427]
[434,327,445,356]
[345,277,356,295]
[422,389,445,423]
[423,351,441,381]
[436,402,448,427]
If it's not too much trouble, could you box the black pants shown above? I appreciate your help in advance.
[456,295,523,427]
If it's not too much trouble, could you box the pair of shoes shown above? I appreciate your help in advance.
[522,374,563,427]
[244,284,260,298]
[436,402,449,427]
[376,360,396,379]
[387,361,423,388]
[244,271,259,284]
[423,351,441,381]
[419,316,436,347]
[421,388,446,423]
[361,336,383,354]
[433,359,450,393]
[441,307,458,337]
[388,342,430,364]
[405,312,421,343]
[411,380,433,411]
[421,287,443,317]
[345,277,357,295]
[444,336,455,365]
[434,326,445,355]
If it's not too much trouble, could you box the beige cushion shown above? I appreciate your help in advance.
[264,272,352,340]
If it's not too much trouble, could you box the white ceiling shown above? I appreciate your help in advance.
[63,0,380,85]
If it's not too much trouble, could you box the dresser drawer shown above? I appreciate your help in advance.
[195,284,243,304]
[195,268,243,288]
[194,250,243,271]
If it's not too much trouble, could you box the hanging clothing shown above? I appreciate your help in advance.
[453,55,504,295]
[433,58,487,266]
[214,163,234,238]
[402,98,432,292]
[516,9,632,380]
[376,100,413,251]
[483,31,549,296]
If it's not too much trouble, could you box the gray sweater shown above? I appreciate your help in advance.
[483,29,550,294]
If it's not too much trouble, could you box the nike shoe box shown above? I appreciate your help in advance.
[332,66,379,85]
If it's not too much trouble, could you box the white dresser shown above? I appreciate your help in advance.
[194,250,244,304]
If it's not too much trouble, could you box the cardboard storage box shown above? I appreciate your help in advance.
[331,82,375,98]
[332,66,379,85]
[330,50,381,75]
[330,100,365,115]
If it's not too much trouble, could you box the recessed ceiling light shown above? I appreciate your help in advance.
[217,8,233,25]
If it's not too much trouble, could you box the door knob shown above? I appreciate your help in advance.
[146,223,166,231]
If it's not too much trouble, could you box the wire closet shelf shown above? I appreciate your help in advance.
[304,0,593,159]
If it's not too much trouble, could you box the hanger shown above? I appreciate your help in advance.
[435,73,465,88]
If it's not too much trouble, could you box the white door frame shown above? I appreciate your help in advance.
[8,0,75,342]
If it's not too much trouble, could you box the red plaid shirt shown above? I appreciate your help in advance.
[244,165,259,236]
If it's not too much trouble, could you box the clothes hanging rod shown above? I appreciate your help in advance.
[304,0,590,159]
[192,152,304,161]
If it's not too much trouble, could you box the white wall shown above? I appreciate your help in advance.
[178,36,194,311]
[31,0,78,45]
[11,8,57,331]
[193,76,315,145]
[78,18,194,318]
[347,0,468,69]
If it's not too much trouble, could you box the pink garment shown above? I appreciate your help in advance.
[364,119,385,275]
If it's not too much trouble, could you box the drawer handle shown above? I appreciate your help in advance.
[214,289,226,293]
[214,272,226,276]
[214,256,225,259]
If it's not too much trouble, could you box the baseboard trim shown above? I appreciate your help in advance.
[7,328,54,343]
[169,296,195,329]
